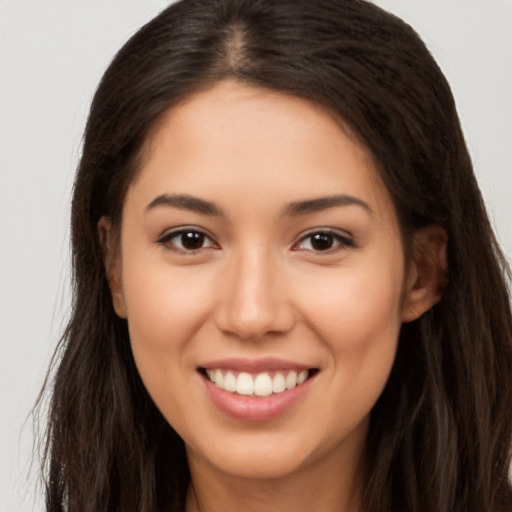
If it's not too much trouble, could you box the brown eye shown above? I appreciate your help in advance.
[180,231,206,250]
[310,233,335,251]
[295,230,354,253]
[158,229,217,253]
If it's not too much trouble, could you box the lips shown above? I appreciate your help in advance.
[198,358,318,421]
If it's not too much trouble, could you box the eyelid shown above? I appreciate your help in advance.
[155,226,354,255]
[292,228,355,252]
[156,226,219,253]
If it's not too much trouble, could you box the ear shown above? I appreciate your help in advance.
[402,225,448,323]
[97,216,127,318]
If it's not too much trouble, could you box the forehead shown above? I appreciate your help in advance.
[127,79,394,222]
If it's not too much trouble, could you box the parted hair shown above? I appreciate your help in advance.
[40,1,512,511]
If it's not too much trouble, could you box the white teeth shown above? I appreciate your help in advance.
[223,371,237,392]
[285,371,297,390]
[272,372,286,393]
[214,369,224,388]
[237,372,254,395]
[254,373,273,397]
[297,370,308,385]
[206,369,310,397]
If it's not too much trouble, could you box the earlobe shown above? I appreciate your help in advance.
[97,216,127,319]
[402,225,448,323]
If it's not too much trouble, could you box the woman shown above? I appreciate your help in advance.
[40,0,512,511]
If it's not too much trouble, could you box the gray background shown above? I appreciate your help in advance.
[1,1,511,510]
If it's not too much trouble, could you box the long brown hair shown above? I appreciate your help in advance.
[40,1,512,511]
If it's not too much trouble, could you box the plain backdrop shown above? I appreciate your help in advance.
[1,1,511,511]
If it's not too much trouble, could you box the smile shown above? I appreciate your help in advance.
[204,369,312,397]
[199,358,319,421]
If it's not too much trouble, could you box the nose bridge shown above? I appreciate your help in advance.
[216,245,293,340]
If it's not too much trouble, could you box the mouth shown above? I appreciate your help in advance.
[198,359,319,421]
[198,367,319,398]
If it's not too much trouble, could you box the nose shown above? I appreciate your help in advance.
[214,248,295,341]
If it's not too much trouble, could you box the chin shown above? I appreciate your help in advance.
[185,430,316,480]
[185,421,356,483]
[209,450,308,480]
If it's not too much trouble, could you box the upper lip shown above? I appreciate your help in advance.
[199,357,314,373]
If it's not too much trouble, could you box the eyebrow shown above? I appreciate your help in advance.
[146,193,224,216]
[283,194,373,217]
[145,193,372,218]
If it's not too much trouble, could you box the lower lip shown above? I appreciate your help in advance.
[202,373,315,422]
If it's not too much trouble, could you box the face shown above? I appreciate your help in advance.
[105,80,435,484]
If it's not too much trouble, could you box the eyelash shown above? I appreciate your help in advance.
[156,228,355,255]
[157,228,218,254]
[293,229,355,253]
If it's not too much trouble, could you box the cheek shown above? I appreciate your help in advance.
[119,254,215,399]
[297,253,405,405]
[302,265,404,349]
[301,265,404,424]
[122,256,212,344]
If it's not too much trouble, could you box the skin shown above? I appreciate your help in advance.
[101,80,445,512]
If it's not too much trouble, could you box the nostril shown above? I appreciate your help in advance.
[215,303,296,342]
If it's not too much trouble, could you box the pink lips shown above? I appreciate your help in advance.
[199,357,316,422]
[201,357,311,373]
